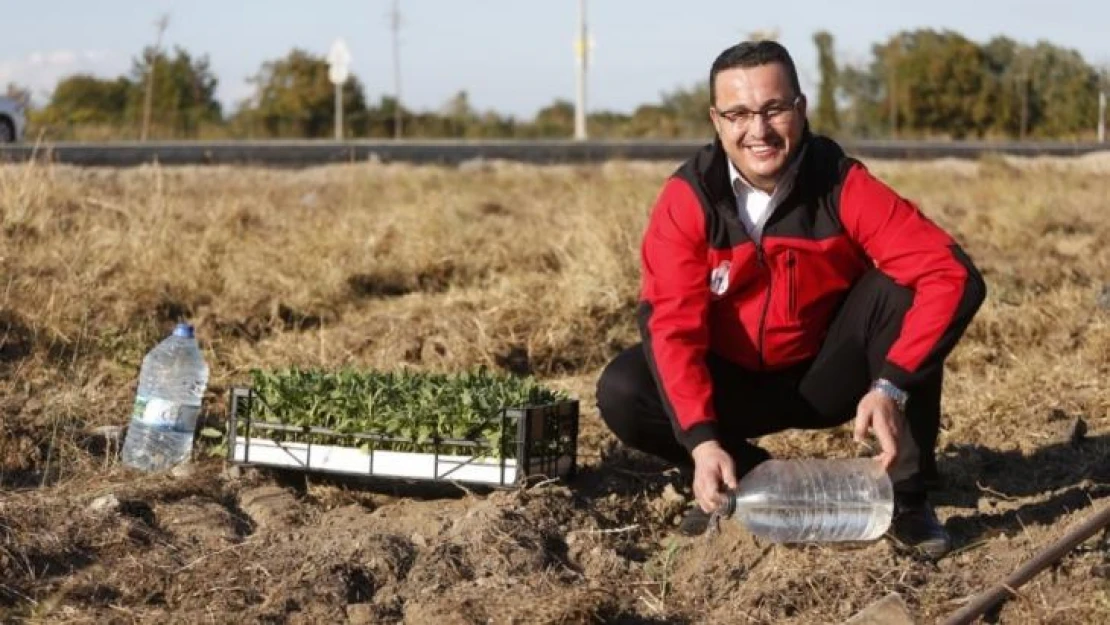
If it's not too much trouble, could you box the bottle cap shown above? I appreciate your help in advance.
[172,323,195,338]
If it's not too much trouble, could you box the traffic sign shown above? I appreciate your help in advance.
[327,38,351,85]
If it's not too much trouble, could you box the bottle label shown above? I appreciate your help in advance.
[131,396,200,432]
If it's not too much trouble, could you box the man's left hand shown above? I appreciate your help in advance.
[853,388,901,470]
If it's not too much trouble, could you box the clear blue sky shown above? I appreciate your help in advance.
[2,0,1107,117]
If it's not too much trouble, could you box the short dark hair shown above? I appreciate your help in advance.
[709,40,802,106]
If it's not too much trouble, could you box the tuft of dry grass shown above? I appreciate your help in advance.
[0,154,1108,623]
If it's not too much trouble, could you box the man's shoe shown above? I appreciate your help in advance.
[888,497,952,560]
[677,505,712,537]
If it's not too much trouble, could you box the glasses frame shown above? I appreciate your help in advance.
[714,95,802,129]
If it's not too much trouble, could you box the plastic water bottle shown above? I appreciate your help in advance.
[720,458,893,542]
[120,323,209,472]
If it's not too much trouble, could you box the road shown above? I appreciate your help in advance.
[1,139,1107,167]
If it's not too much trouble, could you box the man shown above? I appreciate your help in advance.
[596,41,985,559]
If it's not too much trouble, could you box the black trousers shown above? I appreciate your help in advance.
[597,270,944,494]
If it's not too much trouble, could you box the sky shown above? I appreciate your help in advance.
[2,1,1107,118]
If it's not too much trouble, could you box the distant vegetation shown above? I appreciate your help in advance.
[8,29,1110,141]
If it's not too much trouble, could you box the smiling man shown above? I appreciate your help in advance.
[596,41,986,560]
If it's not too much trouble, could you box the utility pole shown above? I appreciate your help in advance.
[573,0,588,141]
[390,0,403,139]
[1099,91,1106,143]
[141,14,170,142]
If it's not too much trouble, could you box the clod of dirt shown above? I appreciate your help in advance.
[88,494,120,515]
[158,498,242,548]
[239,485,303,532]
[345,603,374,625]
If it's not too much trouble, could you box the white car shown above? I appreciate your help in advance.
[0,97,26,143]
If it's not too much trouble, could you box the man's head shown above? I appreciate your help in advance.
[709,41,807,193]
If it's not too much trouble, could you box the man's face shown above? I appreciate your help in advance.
[710,63,806,193]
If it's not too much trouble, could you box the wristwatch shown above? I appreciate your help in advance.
[871,378,909,412]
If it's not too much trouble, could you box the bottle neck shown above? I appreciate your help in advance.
[720,492,738,516]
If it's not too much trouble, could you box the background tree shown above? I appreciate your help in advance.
[813,31,840,134]
[240,49,369,138]
[35,75,134,135]
[128,46,222,138]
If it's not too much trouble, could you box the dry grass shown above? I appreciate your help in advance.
[0,154,1108,623]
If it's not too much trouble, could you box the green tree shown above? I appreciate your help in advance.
[529,100,575,137]
[813,31,840,135]
[839,62,885,138]
[658,84,712,137]
[38,75,133,127]
[1022,42,1100,138]
[242,49,369,138]
[129,46,222,138]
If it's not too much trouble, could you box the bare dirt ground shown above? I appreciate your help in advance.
[1,155,1108,623]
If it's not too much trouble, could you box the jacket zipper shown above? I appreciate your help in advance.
[786,251,797,318]
[756,244,771,370]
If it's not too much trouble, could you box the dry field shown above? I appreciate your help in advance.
[0,152,1108,624]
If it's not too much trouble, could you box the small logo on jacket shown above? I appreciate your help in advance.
[709,261,731,296]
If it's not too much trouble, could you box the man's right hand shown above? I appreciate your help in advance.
[690,440,738,513]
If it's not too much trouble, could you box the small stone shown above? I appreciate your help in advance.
[88,494,120,514]
[171,462,195,479]
[346,603,374,625]
[90,425,124,441]
[411,532,427,548]
[1097,284,1110,310]
[222,464,242,480]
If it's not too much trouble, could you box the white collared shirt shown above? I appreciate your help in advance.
[727,147,805,242]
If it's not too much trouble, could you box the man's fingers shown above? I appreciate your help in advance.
[873,413,900,469]
[694,471,718,512]
[853,409,870,443]
[721,457,738,490]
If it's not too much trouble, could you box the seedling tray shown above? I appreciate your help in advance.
[226,387,578,486]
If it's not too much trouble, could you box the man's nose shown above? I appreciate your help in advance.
[746,113,770,138]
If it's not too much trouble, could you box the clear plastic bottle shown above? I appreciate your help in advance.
[120,323,209,472]
[721,458,893,542]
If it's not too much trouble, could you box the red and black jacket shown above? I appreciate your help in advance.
[638,134,985,451]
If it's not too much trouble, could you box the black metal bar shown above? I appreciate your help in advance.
[516,407,530,486]
[567,400,580,479]
[499,408,510,486]
[227,388,240,462]
[433,436,441,480]
[242,420,487,446]
[244,389,253,463]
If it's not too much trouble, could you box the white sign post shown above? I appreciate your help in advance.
[327,38,351,140]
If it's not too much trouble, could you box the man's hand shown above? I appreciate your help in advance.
[853,388,901,470]
[690,440,737,513]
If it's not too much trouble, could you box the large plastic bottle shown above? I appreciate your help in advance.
[721,458,893,542]
[120,323,209,472]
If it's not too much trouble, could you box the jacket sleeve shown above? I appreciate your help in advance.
[637,177,719,452]
[838,162,986,390]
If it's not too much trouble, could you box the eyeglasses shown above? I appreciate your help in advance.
[714,96,801,129]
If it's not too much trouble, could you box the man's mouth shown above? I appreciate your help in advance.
[744,144,782,159]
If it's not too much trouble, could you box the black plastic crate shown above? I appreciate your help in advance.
[226,387,578,487]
